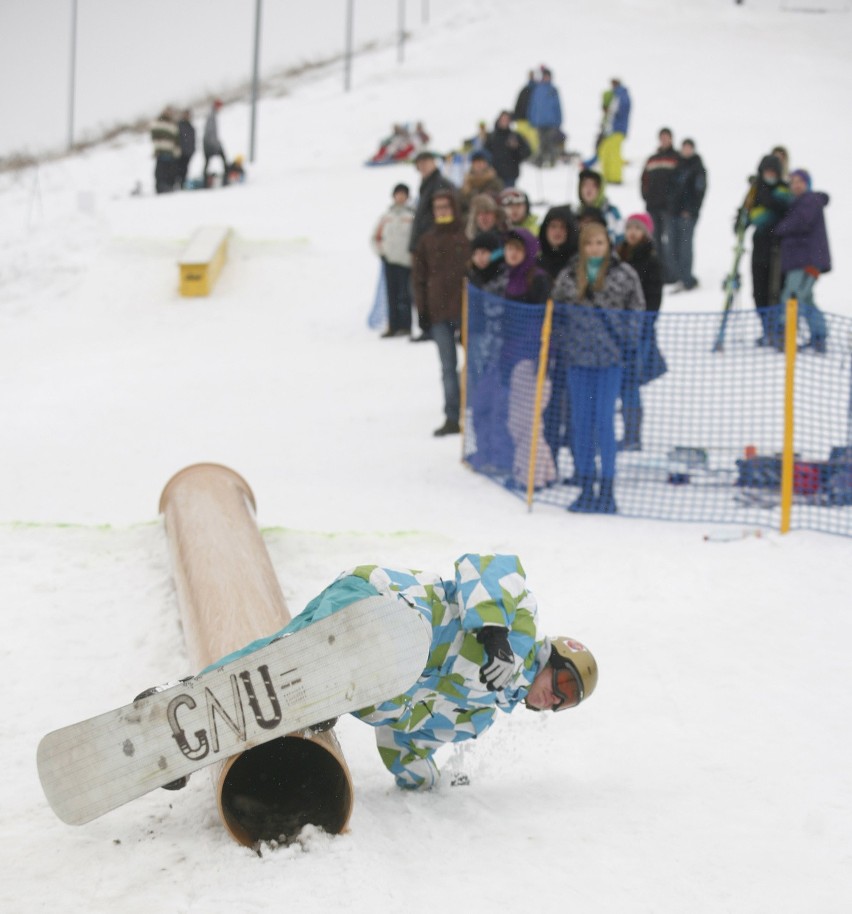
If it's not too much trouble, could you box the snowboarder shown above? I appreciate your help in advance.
[214,553,598,790]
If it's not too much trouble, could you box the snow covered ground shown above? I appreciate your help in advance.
[2,1,851,911]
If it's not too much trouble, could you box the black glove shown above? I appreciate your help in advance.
[476,626,514,691]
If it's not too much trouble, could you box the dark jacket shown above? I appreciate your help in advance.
[484,123,532,187]
[748,154,792,239]
[641,147,681,211]
[409,168,457,253]
[774,190,832,274]
[537,205,579,279]
[514,81,534,120]
[412,194,470,324]
[671,154,706,217]
[178,119,196,158]
[616,238,663,313]
[468,258,506,292]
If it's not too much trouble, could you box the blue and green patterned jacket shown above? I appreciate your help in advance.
[207,554,549,790]
[341,553,549,789]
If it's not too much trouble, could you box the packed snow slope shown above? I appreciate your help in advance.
[2,2,851,912]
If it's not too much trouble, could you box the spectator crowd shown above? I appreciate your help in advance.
[368,66,831,515]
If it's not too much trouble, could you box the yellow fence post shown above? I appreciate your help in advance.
[780,297,798,534]
[525,298,554,510]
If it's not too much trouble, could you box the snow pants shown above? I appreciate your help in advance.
[598,132,625,184]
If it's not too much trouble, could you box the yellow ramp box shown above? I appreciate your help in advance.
[179,226,230,296]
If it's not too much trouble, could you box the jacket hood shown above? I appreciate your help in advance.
[539,205,578,254]
[505,227,540,265]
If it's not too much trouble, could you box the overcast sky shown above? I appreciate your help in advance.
[0,0,415,156]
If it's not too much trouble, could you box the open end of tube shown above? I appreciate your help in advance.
[219,735,353,846]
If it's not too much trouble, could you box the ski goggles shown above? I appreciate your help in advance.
[551,663,583,711]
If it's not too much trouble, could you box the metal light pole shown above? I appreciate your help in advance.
[67,0,78,150]
[344,0,354,91]
[249,0,262,163]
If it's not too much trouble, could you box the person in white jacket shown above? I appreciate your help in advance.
[371,183,415,337]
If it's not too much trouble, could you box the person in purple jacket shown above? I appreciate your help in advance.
[773,169,831,352]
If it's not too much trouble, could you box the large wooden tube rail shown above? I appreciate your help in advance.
[159,463,354,846]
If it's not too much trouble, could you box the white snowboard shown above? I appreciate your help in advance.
[38,595,430,826]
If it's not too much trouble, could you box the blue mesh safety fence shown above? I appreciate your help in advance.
[463,283,852,537]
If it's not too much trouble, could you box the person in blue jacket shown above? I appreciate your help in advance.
[206,554,598,790]
[773,168,831,352]
[527,67,564,167]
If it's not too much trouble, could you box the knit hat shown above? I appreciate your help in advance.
[790,168,812,190]
[470,149,492,164]
[626,212,655,237]
[471,230,501,252]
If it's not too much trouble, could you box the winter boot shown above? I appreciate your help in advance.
[618,408,642,452]
[568,477,597,513]
[596,478,618,514]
